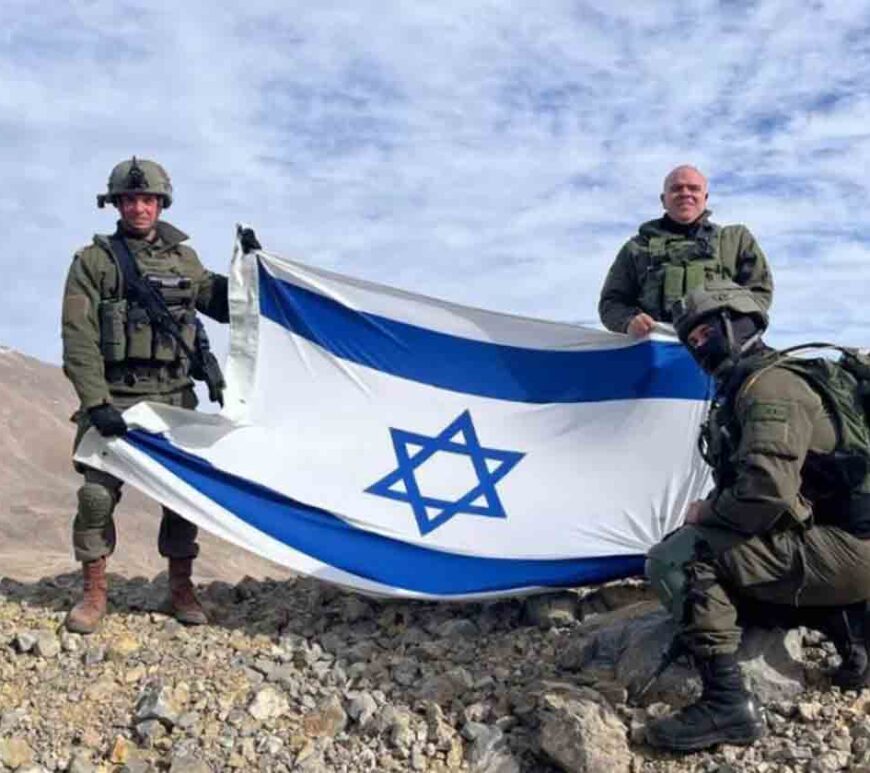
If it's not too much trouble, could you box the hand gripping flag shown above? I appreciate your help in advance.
[75,227,712,599]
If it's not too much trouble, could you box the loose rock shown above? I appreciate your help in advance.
[539,692,631,773]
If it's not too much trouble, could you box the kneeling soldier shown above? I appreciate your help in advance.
[644,280,870,751]
[61,157,229,633]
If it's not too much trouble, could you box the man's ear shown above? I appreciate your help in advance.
[660,192,666,207]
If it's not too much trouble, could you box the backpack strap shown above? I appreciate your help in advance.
[738,343,863,451]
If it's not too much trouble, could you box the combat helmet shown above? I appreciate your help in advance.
[97,157,173,209]
[671,279,767,344]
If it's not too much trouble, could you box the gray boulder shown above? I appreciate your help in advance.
[539,688,631,773]
[577,602,807,705]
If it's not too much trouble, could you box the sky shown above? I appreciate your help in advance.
[1,0,868,367]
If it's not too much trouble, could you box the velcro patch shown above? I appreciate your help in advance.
[62,294,91,323]
[748,401,789,422]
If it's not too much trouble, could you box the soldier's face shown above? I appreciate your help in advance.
[686,320,732,374]
[117,193,162,236]
[687,322,715,349]
[661,169,708,224]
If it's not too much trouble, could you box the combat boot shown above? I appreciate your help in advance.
[645,653,765,751]
[168,557,208,626]
[65,557,108,634]
[823,603,869,689]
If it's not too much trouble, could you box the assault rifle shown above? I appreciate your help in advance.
[108,235,226,406]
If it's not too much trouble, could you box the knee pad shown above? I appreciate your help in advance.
[646,555,688,619]
[76,482,117,529]
[646,527,706,619]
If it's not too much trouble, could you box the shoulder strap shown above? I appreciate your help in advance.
[108,235,141,299]
[738,343,864,449]
[737,344,842,396]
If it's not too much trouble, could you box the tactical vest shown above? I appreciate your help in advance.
[637,222,736,321]
[702,347,870,535]
[94,235,199,389]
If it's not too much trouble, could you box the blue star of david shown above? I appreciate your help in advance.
[365,410,525,536]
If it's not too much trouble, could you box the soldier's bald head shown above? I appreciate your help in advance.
[663,165,708,193]
[661,165,709,224]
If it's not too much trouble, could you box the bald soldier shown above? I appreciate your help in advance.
[61,157,229,633]
[598,165,774,336]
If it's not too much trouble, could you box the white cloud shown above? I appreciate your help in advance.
[1,0,868,365]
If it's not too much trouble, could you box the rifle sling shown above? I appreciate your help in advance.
[107,235,201,366]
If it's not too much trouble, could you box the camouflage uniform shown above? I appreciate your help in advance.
[649,354,870,657]
[643,280,870,751]
[598,213,773,333]
[60,157,229,633]
[63,221,228,561]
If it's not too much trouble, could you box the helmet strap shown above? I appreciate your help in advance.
[737,330,763,355]
[710,313,763,378]
[722,311,736,353]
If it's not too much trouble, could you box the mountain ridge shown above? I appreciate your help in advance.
[0,346,289,583]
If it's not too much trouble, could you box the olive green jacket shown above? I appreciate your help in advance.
[704,364,836,535]
[598,214,773,333]
[61,221,228,410]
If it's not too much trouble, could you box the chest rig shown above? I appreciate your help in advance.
[95,235,198,385]
[637,222,735,321]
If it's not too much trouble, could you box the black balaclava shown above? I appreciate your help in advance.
[689,313,762,375]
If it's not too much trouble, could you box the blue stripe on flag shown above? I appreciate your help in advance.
[126,430,644,595]
[258,262,710,403]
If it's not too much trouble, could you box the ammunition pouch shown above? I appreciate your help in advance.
[639,228,727,320]
[180,310,197,351]
[662,264,685,311]
[125,305,152,360]
[658,258,724,317]
[101,236,224,406]
[100,268,198,368]
[98,299,128,362]
[105,361,181,389]
[151,329,177,362]
[143,274,196,363]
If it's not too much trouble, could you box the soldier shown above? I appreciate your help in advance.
[598,165,773,336]
[643,280,870,751]
[61,157,229,634]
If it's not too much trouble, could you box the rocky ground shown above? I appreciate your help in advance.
[1,572,870,773]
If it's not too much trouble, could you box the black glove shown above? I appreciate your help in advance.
[88,404,128,437]
[239,226,262,253]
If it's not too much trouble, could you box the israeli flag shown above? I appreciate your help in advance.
[75,228,712,599]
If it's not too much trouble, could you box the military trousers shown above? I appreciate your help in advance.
[71,387,200,563]
[648,522,870,657]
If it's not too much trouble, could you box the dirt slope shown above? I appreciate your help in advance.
[0,346,290,582]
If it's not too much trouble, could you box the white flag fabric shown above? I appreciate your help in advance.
[75,228,713,599]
